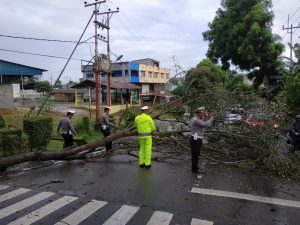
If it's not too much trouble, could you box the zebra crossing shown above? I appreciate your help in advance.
[0,184,214,225]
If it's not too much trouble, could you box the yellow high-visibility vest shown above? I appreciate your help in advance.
[134,113,155,136]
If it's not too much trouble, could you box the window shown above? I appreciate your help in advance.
[86,73,94,78]
[131,70,138,77]
[148,72,153,78]
[112,71,122,77]
[166,74,169,79]
[154,73,158,78]
[160,73,164,79]
[141,71,146,78]
[125,70,129,77]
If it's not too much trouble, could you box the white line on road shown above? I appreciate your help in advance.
[102,205,139,225]
[146,211,173,225]
[191,187,300,208]
[0,185,9,191]
[0,188,30,203]
[8,195,78,225]
[0,191,55,220]
[191,218,214,225]
[54,199,107,225]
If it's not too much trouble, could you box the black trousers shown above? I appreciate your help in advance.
[101,128,112,151]
[62,133,73,148]
[190,137,203,171]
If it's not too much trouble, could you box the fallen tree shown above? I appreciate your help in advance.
[0,129,188,172]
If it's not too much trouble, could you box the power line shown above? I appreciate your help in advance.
[282,6,300,27]
[291,16,300,26]
[37,9,96,115]
[0,48,82,61]
[0,34,77,43]
[104,2,146,42]
[0,34,94,44]
[290,6,300,20]
[108,0,147,40]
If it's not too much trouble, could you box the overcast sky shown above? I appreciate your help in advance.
[0,0,299,83]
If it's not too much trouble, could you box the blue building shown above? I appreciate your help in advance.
[81,58,170,95]
[0,59,47,84]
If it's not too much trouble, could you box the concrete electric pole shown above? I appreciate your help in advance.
[282,14,300,61]
[98,7,119,106]
[84,0,106,123]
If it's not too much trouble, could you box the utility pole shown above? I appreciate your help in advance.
[282,14,300,61]
[84,0,106,123]
[98,7,119,106]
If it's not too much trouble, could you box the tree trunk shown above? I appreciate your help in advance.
[0,130,188,172]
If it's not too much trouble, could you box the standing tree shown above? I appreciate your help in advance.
[203,0,284,89]
[34,81,51,97]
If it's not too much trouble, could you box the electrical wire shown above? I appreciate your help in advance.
[0,34,77,43]
[108,0,147,40]
[103,2,145,42]
[37,10,95,115]
[0,34,94,44]
[0,48,82,61]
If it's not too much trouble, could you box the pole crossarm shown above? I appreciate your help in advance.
[97,10,119,15]
[282,22,300,61]
[84,0,106,7]
[94,21,110,29]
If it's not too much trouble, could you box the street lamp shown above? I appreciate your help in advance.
[111,52,123,63]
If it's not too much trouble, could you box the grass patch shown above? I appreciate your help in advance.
[47,140,63,152]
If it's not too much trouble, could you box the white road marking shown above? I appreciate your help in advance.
[146,211,173,225]
[102,205,139,225]
[54,199,107,225]
[8,195,78,225]
[0,185,9,191]
[0,192,55,220]
[0,188,30,203]
[191,218,214,225]
[191,187,300,208]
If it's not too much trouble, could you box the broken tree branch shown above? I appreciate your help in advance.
[0,129,189,172]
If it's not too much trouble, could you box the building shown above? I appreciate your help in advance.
[0,59,47,108]
[0,59,46,85]
[67,79,141,114]
[81,58,170,95]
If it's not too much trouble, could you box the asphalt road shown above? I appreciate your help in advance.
[0,154,300,225]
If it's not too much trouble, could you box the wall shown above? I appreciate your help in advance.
[142,84,150,94]
[0,84,14,108]
[139,64,170,84]
[12,84,20,98]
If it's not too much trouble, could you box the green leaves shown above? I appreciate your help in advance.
[203,0,284,87]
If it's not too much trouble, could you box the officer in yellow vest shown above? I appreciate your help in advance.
[134,106,156,168]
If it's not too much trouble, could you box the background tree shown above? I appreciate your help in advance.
[277,44,300,116]
[54,80,63,89]
[34,81,51,97]
[65,80,77,89]
[203,0,284,89]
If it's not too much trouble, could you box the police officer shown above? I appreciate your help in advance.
[57,110,77,148]
[190,107,217,173]
[134,106,156,168]
[287,115,300,151]
[100,106,117,151]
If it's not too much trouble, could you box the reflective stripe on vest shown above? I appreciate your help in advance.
[138,132,152,137]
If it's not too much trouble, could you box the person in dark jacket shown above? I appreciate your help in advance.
[190,106,217,173]
[287,115,300,150]
[100,106,117,151]
[57,110,76,148]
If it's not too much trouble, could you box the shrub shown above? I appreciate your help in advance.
[0,128,24,156]
[124,107,139,126]
[0,115,6,129]
[23,116,53,151]
[82,117,90,133]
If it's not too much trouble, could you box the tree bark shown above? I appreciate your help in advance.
[0,130,188,172]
